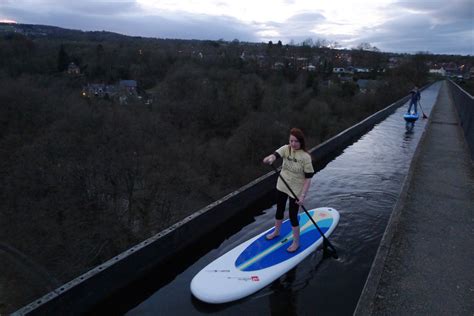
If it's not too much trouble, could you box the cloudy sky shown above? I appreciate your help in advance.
[1,0,473,55]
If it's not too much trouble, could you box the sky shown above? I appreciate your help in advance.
[0,0,473,55]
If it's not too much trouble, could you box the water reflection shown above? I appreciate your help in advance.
[269,268,298,316]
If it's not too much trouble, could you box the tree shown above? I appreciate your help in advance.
[356,42,378,51]
[391,53,429,86]
[314,38,329,48]
[57,44,69,72]
[302,38,314,47]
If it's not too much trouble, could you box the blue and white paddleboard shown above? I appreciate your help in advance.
[404,112,419,122]
[190,207,340,304]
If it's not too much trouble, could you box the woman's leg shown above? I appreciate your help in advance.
[266,190,287,240]
[408,101,414,113]
[287,197,300,252]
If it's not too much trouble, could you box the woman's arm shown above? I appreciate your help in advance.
[263,151,281,165]
[263,154,276,164]
[297,178,312,205]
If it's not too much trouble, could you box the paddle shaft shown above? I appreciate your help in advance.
[270,164,337,253]
[418,101,428,118]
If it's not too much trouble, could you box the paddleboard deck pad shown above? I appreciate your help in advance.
[190,207,340,304]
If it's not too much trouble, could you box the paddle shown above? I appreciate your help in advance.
[270,164,338,259]
[418,101,428,119]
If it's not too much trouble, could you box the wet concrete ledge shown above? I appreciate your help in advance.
[13,89,420,316]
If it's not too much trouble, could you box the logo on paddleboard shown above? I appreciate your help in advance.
[206,269,230,273]
[226,275,260,282]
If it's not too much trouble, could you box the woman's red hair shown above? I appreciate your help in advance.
[290,128,307,151]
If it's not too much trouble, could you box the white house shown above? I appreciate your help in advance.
[307,64,316,72]
[429,66,446,76]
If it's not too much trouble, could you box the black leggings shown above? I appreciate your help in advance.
[275,190,299,227]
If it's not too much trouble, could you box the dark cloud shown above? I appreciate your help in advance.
[1,0,141,18]
[1,2,258,41]
[393,0,473,23]
[353,3,474,55]
[1,1,472,55]
[135,14,259,41]
[62,1,141,15]
[393,1,440,12]
[278,1,473,54]
[258,12,327,44]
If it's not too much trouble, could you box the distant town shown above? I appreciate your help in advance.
[2,22,473,106]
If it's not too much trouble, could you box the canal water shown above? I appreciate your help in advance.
[116,82,441,315]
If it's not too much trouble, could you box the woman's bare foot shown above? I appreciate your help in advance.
[265,232,280,240]
[287,242,299,252]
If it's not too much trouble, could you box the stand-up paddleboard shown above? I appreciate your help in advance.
[190,207,340,304]
[404,112,419,122]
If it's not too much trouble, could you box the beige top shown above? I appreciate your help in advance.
[275,145,314,197]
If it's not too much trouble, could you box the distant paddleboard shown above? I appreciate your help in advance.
[404,113,419,122]
[190,207,340,304]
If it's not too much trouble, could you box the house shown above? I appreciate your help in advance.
[83,83,106,97]
[119,80,137,95]
[443,62,459,77]
[82,84,117,98]
[429,66,446,76]
[307,64,316,72]
[388,57,400,69]
[273,62,285,70]
[333,67,346,73]
[353,67,370,73]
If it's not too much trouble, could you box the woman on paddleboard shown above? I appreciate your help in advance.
[262,128,314,252]
[407,85,421,114]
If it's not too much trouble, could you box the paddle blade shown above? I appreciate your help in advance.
[322,238,339,259]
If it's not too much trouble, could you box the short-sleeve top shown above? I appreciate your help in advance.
[410,89,420,102]
[275,145,314,197]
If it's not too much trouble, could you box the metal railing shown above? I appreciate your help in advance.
[447,79,474,160]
